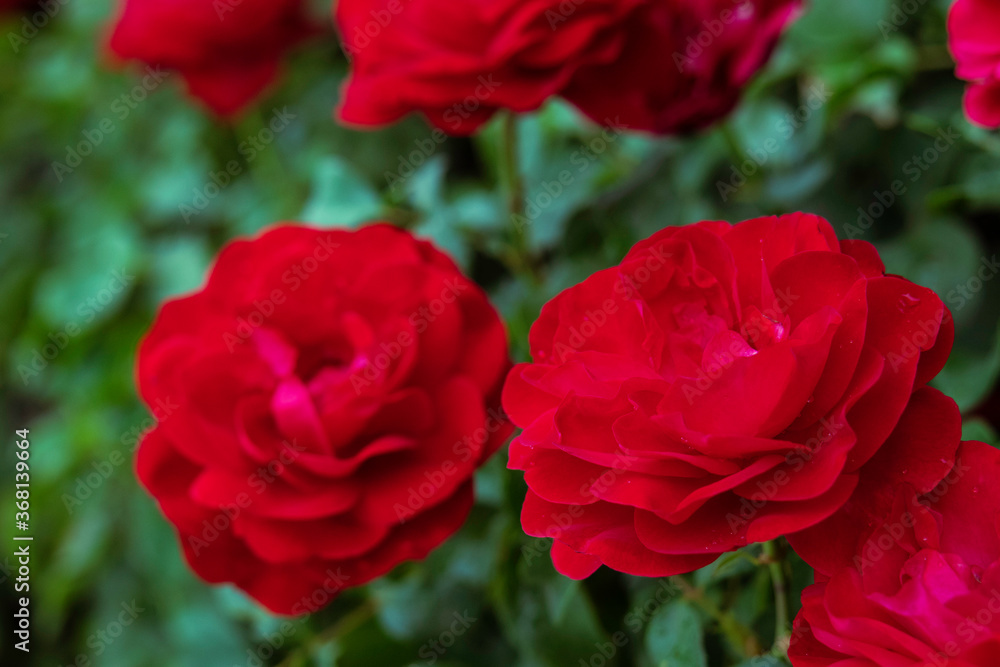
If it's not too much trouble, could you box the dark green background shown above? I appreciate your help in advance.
[1,0,998,665]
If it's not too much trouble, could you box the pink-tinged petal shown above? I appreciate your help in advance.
[965,78,1000,130]
[934,440,1000,570]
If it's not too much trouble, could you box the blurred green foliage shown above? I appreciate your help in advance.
[1,0,998,665]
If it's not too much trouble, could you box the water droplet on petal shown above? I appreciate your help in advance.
[897,293,920,312]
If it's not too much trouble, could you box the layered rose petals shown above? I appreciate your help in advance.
[789,441,1000,667]
[108,0,316,116]
[135,223,511,614]
[503,213,956,580]
[948,0,1000,128]
[335,0,802,135]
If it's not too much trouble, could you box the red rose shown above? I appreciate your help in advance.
[136,224,511,614]
[948,0,1000,128]
[336,0,802,135]
[503,213,953,580]
[790,439,999,667]
[108,0,316,116]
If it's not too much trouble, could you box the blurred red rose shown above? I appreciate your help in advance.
[503,213,954,580]
[136,224,511,614]
[335,0,802,135]
[949,0,1000,128]
[790,439,1000,667]
[108,0,316,116]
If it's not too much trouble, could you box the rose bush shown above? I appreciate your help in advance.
[948,0,1000,128]
[503,213,954,579]
[335,0,802,135]
[135,223,511,614]
[789,439,1000,667]
[108,0,315,116]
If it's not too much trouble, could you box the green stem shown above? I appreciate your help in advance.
[502,112,525,221]
[916,43,955,72]
[499,113,540,284]
[763,540,791,657]
[671,576,762,658]
[237,110,300,217]
[276,599,377,667]
[720,121,745,162]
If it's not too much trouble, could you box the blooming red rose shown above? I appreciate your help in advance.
[790,439,1000,667]
[503,213,954,580]
[949,0,1000,128]
[136,223,511,614]
[336,0,802,135]
[108,0,316,116]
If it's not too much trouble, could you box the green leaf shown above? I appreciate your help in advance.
[935,323,1000,412]
[963,418,999,446]
[644,601,708,667]
[299,156,382,227]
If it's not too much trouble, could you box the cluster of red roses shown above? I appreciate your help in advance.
[138,214,998,665]
[37,0,992,664]
[0,0,953,131]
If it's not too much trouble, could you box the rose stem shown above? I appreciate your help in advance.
[762,539,791,657]
[500,111,541,285]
